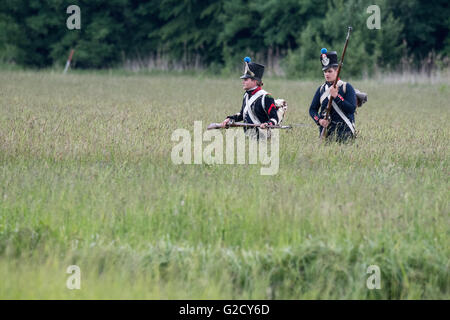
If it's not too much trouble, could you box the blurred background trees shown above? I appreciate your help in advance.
[0,0,448,77]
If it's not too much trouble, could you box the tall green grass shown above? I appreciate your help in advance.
[0,70,448,299]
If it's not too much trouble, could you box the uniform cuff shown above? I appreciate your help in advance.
[313,115,320,125]
[334,94,344,104]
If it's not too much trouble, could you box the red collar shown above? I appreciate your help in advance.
[251,86,262,95]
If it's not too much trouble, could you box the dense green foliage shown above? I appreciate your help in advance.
[0,0,449,75]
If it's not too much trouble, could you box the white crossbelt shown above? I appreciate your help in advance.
[320,83,355,135]
[243,89,271,139]
[243,89,267,125]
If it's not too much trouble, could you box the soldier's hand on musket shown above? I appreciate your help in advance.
[221,118,232,128]
[319,119,330,128]
[260,122,268,129]
[330,86,338,98]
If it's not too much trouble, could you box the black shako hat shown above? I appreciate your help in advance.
[240,57,264,81]
[320,48,339,71]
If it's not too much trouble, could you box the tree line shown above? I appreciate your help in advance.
[0,0,448,77]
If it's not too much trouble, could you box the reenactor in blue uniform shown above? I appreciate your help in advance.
[221,57,280,139]
[309,48,357,142]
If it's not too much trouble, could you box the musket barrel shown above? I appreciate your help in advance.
[207,122,291,130]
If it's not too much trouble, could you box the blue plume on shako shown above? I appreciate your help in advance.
[244,57,251,63]
[321,48,327,54]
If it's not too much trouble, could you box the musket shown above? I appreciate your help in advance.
[207,122,292,130]
[320,26,352,140]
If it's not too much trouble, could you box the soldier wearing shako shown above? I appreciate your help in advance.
[309,48,357,141]
[221,57,280,139]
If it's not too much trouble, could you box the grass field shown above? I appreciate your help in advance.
[0,70,448,299]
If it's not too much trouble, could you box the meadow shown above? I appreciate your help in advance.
[0,70,448,299]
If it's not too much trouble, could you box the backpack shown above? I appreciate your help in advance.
[274,99,288,123]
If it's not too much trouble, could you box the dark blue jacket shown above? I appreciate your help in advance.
[309,81,357,138]
[309,82,356,140]
[227,86,279,126]
[309,82,356,125]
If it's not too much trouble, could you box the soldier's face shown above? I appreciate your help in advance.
[323,68,338,82]
[242,78,257,90]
